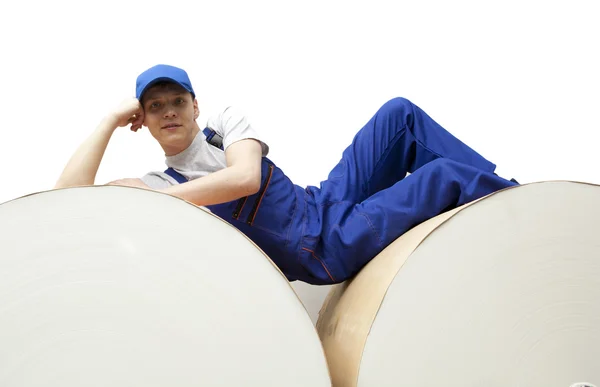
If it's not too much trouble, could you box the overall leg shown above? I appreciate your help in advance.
[312,158,517,283]
[312,97,500,204]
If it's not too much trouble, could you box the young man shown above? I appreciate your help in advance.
[55,64,518,285]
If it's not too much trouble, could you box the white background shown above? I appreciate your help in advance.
[1,0,598,323]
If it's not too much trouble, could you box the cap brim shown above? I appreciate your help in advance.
[137,77,194,101]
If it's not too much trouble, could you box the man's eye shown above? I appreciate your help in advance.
[175,98,184,104]
[151,102,160,108]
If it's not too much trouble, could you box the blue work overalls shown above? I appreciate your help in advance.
[165,97,518,285]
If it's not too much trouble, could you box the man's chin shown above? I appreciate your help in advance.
[159,133,193,155]
[159,128,186,140]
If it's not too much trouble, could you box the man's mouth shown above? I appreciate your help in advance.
[162,123,181,130]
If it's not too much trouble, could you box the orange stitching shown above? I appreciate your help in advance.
[248,165,273,225]
[233,197,248,220]
[301,247,335,282]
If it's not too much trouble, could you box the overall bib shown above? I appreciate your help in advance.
[166,97,518,285]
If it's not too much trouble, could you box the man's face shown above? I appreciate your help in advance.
[140,82,200,156]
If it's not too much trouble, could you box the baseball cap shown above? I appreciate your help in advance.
[135,64,196,100]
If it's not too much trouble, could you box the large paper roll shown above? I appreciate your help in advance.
[316,181,600,387]
[0,186,331,387]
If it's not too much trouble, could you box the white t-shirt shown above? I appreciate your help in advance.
[141,106,269,189]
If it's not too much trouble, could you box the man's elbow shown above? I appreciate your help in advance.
[238,167,262,196]
[53,179,77,190]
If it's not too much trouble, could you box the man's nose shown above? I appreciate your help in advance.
[163,108,177,118]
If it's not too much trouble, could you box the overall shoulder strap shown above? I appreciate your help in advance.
[164,167,188,184]
[203,127,224,150]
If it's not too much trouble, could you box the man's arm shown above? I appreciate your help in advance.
[160,139,263,206]
[54,116,118,188]
[54,99,144,189]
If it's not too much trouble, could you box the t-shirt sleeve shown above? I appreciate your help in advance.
[140,171,178,189]
[209,106,269,156]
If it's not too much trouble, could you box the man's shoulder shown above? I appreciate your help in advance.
[202,104,268,156]
[205,105,246,126]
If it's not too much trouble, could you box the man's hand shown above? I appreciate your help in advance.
[110,98,145,132]
[106,178,152,189]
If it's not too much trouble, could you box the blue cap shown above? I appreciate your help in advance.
[135,64,196,100]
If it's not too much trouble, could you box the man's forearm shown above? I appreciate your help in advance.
[161,164,261,207]
[54,116,118,189]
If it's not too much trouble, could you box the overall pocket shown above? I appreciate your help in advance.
[235,160,295,239]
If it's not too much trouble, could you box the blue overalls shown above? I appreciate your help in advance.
[165,97,518,285]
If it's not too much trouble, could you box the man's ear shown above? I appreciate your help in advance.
[193,99,200,120]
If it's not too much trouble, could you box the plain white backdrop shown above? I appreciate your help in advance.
[1,0,598,322]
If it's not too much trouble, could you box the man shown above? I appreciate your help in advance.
[55,64,518,285]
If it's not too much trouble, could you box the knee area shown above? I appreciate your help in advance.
[378,97,414,117]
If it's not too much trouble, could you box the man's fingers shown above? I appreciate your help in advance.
[129,113,144,132]
[131,112,144,131]
[127,114,141,123]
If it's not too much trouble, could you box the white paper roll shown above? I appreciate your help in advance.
[317,181,600,387]
[0,186,331,387]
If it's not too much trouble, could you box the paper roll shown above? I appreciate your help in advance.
[0,186,331,386]
[316,181,600,387]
